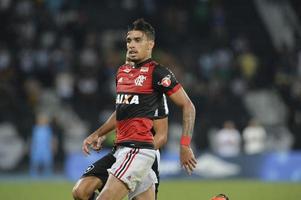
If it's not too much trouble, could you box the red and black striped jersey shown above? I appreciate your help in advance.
[115,58,181,147]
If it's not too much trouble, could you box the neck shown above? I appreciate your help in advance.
[132,57,152,68]
[135,55,152,64]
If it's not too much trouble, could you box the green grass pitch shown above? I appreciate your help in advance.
[0,179,300,200]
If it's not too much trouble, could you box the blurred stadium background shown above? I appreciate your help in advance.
[1,0,301,199]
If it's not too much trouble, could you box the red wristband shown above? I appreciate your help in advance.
[180,135,191,146]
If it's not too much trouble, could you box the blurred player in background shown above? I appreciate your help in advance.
[29,114,57,177]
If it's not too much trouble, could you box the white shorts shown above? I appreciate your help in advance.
[128,169,157,200]
[128,149,160,199]
[108,147,157,194]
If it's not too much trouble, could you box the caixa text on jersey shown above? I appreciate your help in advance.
[116,94,139,104]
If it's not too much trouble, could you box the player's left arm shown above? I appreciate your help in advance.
[169,87,197,175]
[153,65,197,174]
[153,117,168,149]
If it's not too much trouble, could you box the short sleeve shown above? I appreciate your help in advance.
[153,65,181,96]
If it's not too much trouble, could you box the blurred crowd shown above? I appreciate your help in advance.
[0,0,301,174]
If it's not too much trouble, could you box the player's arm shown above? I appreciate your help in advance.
[168,87,197,175]
[153,117,168,149]
[82,111,116,155]
[153,65,197,174]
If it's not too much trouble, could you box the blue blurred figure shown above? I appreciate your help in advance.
[30,114,56,177]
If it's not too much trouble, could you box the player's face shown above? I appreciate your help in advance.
[126,30,154,63]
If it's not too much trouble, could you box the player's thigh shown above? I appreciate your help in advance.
[109,147,156,192]
[132,185,155,200]
[97,174,129,200]
[73,176,103,195]
[129,169,157,200]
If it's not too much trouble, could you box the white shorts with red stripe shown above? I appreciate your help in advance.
[108,146,157,194]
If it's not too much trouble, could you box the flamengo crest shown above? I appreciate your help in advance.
[134,75,147,86]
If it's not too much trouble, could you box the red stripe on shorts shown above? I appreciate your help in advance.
[118,148,140,179]
[114,148,134,177]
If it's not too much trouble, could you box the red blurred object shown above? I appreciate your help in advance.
[210,194,229,200]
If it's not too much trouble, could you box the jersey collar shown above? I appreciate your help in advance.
[134,58,153,68]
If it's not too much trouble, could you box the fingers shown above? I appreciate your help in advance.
[182,160,196,175]
[82,144,90,155]
[183,163,194,175]
[97,136,105,148]
[91,143,101,151]
[188,158,197,168]
[181,151,197,175]
[83,135,106,154]
[82,140,91,156]
[91,142,102,152]
[96,140,101,150]
[91,136,105,151]
[183,164,192,175]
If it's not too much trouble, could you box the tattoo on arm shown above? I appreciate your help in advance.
[182,102,195,137]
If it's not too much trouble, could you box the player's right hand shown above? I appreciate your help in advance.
[91,136,106,152]
[82,134,99,156]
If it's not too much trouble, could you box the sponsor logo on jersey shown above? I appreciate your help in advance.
[122,67,131,73]
[140,66,149,72]
[159,75,171,87]
[116,94,139,104]
[117,77,123,83]
[134,75,147,86]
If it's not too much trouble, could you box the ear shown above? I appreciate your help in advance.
[148,40,155,50]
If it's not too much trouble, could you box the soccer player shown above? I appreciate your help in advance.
[83,18,197,200]
[73,53,168,200]
[72,98,168,200]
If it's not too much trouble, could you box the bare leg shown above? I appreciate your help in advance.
[96,174,129,200]
[72,176,103,200]
[132,185,155,200]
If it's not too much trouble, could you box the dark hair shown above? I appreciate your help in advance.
[128,18,155,41]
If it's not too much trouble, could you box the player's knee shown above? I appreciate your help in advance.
[72,185,81,200]
[72,184,91,200]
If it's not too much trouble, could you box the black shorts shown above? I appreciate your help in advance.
[152,154,160,199]
[82,152,116,189]
[82,150,160,196]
